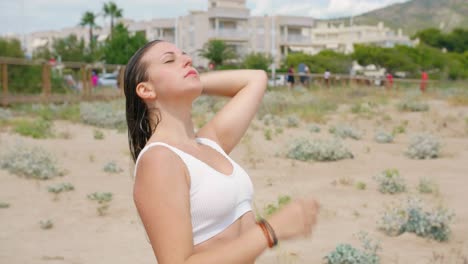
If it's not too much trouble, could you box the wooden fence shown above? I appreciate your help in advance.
[0,57,125,106]
[0,56,439,106]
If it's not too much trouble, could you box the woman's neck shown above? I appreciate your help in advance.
[149,104,197,144]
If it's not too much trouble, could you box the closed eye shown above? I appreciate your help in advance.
[164,60,174,64]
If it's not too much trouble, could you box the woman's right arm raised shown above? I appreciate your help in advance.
[134,147,320,264]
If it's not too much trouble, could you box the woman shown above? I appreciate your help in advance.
[287,64,295,89]
[125,40,319,264]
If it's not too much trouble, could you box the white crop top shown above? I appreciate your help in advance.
[133,137,254,245]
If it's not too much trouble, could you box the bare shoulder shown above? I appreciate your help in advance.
[133,145,194,263]
[134,145,189,189]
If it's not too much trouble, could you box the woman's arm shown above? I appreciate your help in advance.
[197,69,267,154]
[134,147,319,264]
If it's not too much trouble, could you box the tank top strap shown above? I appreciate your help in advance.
[195,137,227,156]
[133,142,190,179]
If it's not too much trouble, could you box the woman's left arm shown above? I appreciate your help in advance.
[197,69,267,154]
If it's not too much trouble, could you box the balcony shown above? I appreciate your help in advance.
[207,7,250,19]
[209,29,248,41]
[281,34,311,45]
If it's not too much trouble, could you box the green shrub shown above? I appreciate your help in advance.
[286,115,300,128]
[13,118,52,138]
[0,144,64,180]
[0,202,10,208]
[329,124,362,140]
[287,138,353,162]
[374,169,407,194]
[325,232,381,264]
[378,197,454,242]
[0,108,12,121]
[355,181,367,190]
[103,161,123,173]
[308,123,321,133]
[274,127,283,135]
[87,192,113,216]
[397,101,429,112]
[39,219,53,230]
[48,183,74,198]
[93,129,105,140]
[418,178,439,194]
[374,131,394,143]
[263,195,291,217]
[351,102,376,118]
[264,128,272,141]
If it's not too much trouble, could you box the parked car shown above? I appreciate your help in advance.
[268,74,286,87]
[98,73,118,88]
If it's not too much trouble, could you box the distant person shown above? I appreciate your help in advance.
[287,64,295,89]
[304,65,311,87]
[420,70,428,92]
[386,72,394,90]
[64,74,77,90]
[324,69,331,88]
[91,71,99,87]
[298,63,306,86]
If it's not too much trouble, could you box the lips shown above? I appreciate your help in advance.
[184,69,198,78]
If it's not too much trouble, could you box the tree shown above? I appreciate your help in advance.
[285,50,352,74]
[242,52,272,71]
[0,37,43,94]
[52,35,87,62]
[102,23,147,64]
[80,11,99,50]
[103,1,123,39]
[0,38,24,58]
[32,45,53,60]
[413,27,468,53]
[198,39,236,67]
[412,28,444,48]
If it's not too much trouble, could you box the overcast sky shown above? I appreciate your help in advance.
[0,0,409,36]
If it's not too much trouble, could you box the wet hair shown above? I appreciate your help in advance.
[124,40,162,162]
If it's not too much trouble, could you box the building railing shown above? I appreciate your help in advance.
[209,29,248,40]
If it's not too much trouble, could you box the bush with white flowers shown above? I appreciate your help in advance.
[374,169,406,194]
[0,144,64,180]
[287,138,353,162]
[374,131,394,143]
[406,133,440,159]
[80,101,126,130]
[378,197,454,242]
[329,124,362,140]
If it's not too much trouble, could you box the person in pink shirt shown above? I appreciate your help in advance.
[420,70,428,92]
[386,72,394,90]
[91,71,99,87]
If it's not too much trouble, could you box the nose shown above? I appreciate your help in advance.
[182,54,192,68]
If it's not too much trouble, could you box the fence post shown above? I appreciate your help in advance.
[1,64,8,106]
[42,63,51,102]
[81,65,89,99]
[119,66,125,96]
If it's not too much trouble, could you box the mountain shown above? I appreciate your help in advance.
[328,0,468,35]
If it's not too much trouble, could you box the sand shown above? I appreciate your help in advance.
[1,98,467,264]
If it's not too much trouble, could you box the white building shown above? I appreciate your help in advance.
[11,0,414,66]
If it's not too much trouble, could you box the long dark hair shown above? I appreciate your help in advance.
[124,40,162,162]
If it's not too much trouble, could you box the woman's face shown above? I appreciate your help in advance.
[142,41,202,103]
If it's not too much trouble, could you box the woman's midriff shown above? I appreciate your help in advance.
[193,211,257,263]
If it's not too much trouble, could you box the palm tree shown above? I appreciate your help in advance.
[103,1,123,39]
[80,11,99,49]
